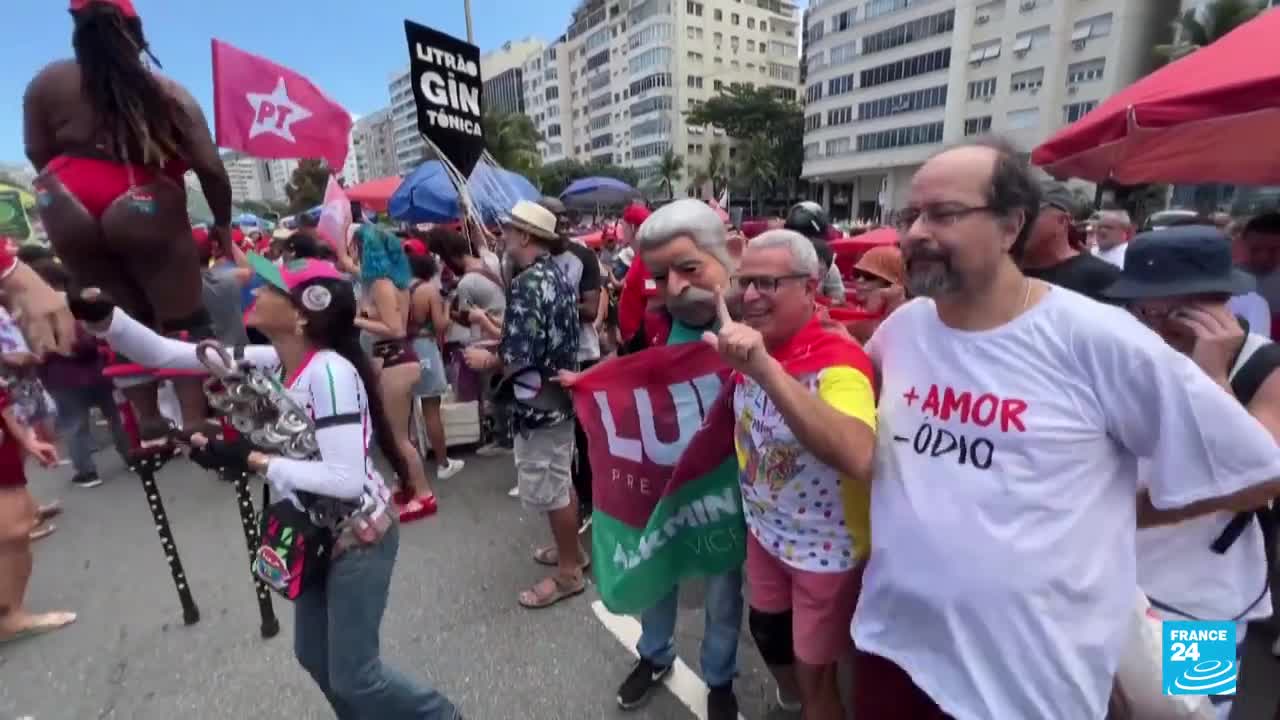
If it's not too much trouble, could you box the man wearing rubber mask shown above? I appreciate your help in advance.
[24,0,233,441]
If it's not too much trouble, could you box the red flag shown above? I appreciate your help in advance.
[212,39,352,169]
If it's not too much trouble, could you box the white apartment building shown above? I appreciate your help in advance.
[523,0,803,193]
[800,0,1176,221]
[388,37,545,175]
[223,152,273,204]
[352,108,399,182]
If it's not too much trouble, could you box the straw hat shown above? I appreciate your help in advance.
[853,246,906,287]
[506,200,559,242]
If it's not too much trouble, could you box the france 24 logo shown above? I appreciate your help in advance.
[1162,621,1237,696]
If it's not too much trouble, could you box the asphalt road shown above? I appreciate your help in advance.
[3,444,1279,720]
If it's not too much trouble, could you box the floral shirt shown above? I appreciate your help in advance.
[498,254,580,430]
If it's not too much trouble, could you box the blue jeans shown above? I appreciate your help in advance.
[636,569,743,688]
[294,522,461,720]
[49,384,130,476]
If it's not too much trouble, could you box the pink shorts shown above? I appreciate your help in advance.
[746,532,864,665]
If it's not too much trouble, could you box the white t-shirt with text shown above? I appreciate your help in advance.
[856,288,1280,720]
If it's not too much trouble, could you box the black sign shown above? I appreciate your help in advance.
[404,20,485,178]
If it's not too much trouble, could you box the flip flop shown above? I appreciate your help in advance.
[36,501,63,523]
[532,545,591,570]
[29,523,56,542]
[0,611,77,645]
[397,495,438,524]
[518,574,585,610]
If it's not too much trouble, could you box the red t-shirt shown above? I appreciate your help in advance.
[618,257,659,342]
[0,389,27,488]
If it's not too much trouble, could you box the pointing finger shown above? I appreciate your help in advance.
[702,330,720,350]
[715,285,732,326]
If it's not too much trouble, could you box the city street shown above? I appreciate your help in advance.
[4,443,1280,720]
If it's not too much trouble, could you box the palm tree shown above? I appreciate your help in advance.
[482,112,542,177]
[691,142,730,200]
[1154,0,1264,63]
[735,136,777,216]
[653,148,685,200]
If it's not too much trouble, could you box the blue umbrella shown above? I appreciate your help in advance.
[389,161,540,224]
[234,212,262,227]
[560,176,639,207]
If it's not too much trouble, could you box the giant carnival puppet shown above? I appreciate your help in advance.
[23,0,232,441]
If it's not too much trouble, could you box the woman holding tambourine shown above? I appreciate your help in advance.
[71,255,463,720]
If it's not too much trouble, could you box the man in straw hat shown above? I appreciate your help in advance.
[464,201,586,609]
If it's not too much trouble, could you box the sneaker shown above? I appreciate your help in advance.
[776,686,802,713]
[707,685,739,720]
[617,657,672,710]
[507,485,520,498]
[436,458,465,480]
[71,472,103,489]
[477,442,512,457]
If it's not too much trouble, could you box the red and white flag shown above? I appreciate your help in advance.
[212,39,352,169]
[317,175,352,258]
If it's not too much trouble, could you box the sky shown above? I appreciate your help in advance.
[0,0,582,165]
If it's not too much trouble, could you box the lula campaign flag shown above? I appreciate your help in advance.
[212,39,353,169]
[403,20,485,178]
[571,342,746,614]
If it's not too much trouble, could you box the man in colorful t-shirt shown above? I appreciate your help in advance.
[705,229,878,719]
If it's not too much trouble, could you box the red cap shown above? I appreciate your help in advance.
[622,204,651,228]
[403,239,427,256]
[69,0,139,18]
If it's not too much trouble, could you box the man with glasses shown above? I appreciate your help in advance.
[1103,226,1279,720]
[1018,181,1120,301]
[703,229,877,718]
[1092,209,1133,269]
[855,137,1280,720]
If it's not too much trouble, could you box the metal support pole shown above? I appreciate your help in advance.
[464,0,474,43]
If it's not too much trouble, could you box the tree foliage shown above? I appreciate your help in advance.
[483,111,542,177]
[654,148,685,199]
[285,159,330,213]
[685,85,804,208]
[1154,0,1263,63]
[536,158,641,197]
[691,141,729,199]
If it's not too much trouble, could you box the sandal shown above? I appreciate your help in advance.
[0,611,77,645]
[398,495,438,524]
[518,573,585,609]
[29,523,57,542]
[532,545,591,570]
[36,501,63,523]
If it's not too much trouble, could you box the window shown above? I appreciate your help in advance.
[808,50,826,71]
[688,51,704,62]
[714,79,723,91]
[628,0,672,26]
[687,75,704,88]
[1007,107,1041,129]
[586,49,610,71]
[545,86,560,101]
[832,9,855,32]
[861,10,955,55]
[590,114,611,131]
[804,113,822,131]
[632,22,675,49]
[829,41,858,65]
[731,13,740,25]
[968,40,1001,63]
[686,1,703,17]
[714,8,722,20]
[747,39,756,51]
[1063,101,1098,123]
[827,106,854,126]
[865,0,941,22]
[807,21,824,43]
[1072,13,1112,41]
[633,140,671,159]
[963,116,992,136]
[967,77,997,100]
[860,48,951,89]
[629,72,673,95]
[855,120,944,151]
[591,133,613,150]
[1066,58,1105,84]
[589,92,612,112]
[828,73,857,96]
[1010,68,1044,93]
[589,72,611,92]
[630,95,673,117]
[749,17,758,29]
[1012,25,1050,53]
[804,142,820,160]
[857,84,948,121]
[771,40,799,58]
[806,82,824,103]
[633,114,673,138]
[768,63,796,81]
[630,47,673,74]
[825,138,851,155]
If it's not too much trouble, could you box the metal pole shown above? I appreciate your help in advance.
[464,0,474,43]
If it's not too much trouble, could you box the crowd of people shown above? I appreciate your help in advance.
[3,2,1280,719]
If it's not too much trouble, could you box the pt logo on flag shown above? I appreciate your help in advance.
[1162,621,1236,696]
[247,78,313,142]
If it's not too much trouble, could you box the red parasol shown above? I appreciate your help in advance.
[344,176,403,213]
[1032,9,1280,185]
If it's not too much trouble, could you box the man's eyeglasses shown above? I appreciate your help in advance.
[730,273,810,294]
[895,204,996,231]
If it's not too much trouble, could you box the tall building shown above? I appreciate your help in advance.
[800,0,1178,221]
[223,152,274,204]
[389,38,545,174]
[524,0,803,193]
[352,108,399,182]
